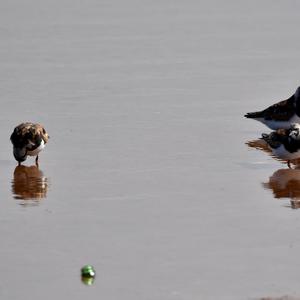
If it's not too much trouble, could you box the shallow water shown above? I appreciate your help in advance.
[1,0,300,299]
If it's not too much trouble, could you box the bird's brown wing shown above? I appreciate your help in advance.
[245,96,295,121]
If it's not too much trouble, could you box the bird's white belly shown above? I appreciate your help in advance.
[27,140,45,156]
[262,114,300,130]
[273,144,300,160]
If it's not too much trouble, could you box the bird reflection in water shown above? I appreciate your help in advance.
[246,138,284,162]
[246,138,273,155]
[247,139,300,208]
[263,168,300,209]
[11,165,48,205]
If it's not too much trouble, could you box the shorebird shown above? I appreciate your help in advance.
[261,123,300,168]
[245,86,300,129]
[10,122,49,165]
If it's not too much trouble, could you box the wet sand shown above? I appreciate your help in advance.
[1,0,300,299]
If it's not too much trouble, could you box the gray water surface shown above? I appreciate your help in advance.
[1,1,300,299]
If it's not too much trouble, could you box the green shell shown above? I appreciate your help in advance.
[81,265,96,278]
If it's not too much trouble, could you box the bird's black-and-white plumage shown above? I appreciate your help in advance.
[10,122,49,164]
[261,123,300,167]
[245,87,300,129]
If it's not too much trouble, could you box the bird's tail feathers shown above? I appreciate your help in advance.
[244,111,264,119]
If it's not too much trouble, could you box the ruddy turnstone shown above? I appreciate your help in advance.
[261,123,300,168]
[10,122,49,165]
[245,86,300,129]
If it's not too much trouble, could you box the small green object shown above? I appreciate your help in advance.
[81,265,96,278]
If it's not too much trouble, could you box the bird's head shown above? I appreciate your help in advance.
[289,123,300,140]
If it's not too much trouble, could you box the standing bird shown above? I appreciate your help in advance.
[261,123,300,168]
[10,123,49,165]
[245,86,300,129]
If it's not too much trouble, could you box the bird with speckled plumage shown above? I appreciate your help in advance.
[245,87,300,129]
[261,123,300,168]
[10,122,49,165]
